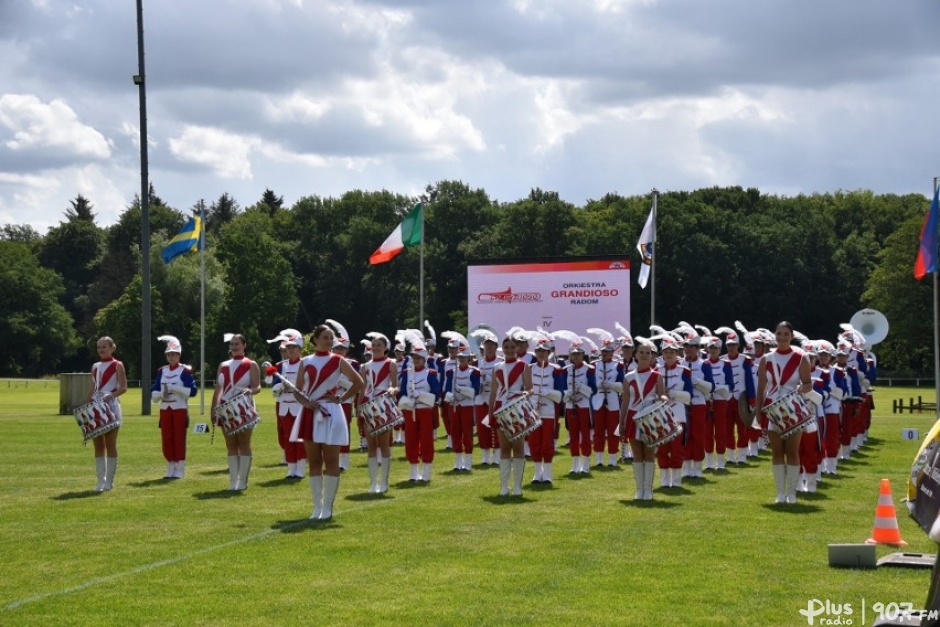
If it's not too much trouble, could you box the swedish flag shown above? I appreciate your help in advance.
[162,215,204,264]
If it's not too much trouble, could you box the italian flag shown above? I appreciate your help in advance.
[369,203,424,265]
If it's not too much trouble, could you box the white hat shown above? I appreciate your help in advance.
[325,319,350,349]
[703,336,722,349]
[158,335,182,354]
[614,321,634,348]
[715,326,739,345]
[457,343,471,357]
[268,328,304,348]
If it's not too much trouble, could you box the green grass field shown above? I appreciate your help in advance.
[1,381,938,626]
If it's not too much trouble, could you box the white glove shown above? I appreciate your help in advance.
[713,384,730,400]
[545,390,562,403]
[458,387,476,399]
[829,386,844,401]
[417,392,437,407]
[444,392,455,404]
[669,390,691,404]
[172,384,191,400]
[608,382,623,394]
[578,384,593,398]
[398,396,415,410]
[803,389,824,406]
[693,379,713,395]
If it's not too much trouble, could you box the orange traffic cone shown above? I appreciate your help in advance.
[866,478,907,547]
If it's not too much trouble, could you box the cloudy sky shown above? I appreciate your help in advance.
[1,0,938,232]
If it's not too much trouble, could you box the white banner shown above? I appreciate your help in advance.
[467,259,631,353]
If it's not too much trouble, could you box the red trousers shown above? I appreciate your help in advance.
[724,398,749,449]
[685,404,706,462]
[799,430,820,473]
[822,413,840,458]
[475,404,495,450]
[277,413,306,464]
[160,407,188,462]
[704,399,728,455]
[840,401,859,445]
[566,407,591,457]
[451,405,475,454]
[529,418,556,463]
[404,407,435,463]
[657,430,685,469]
[592,407,619,454]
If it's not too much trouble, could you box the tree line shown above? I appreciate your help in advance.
[0,182,932,379]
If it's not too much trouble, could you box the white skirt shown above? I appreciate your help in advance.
[312,403,349,446]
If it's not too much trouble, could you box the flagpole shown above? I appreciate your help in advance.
[933,177,939,419]
[199,202,206,415]
[419,202,425,329]
[650,188,658,326]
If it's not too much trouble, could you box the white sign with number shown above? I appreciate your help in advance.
[903,428,920,441]
[193,422,209,434]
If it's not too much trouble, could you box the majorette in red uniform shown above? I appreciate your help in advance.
[677,325,714,479]
[266,329,307,479]
[89,336,128,491]
[325,319,359,472]
[488,333,533,496]
[295,324,364,521]
[615,323,636,461]
[653,334,693,488]
[755,322,813,504]
[528,334,563,484]
[212,333,262,492]
[716,326,755,464]
[814,341,848,476]
[700,333,733,470]
[470,328,501,465]
[397,330,441,482]
[620,336,668,500]
[589,329,625,468]
[151,335,197,480]
[442,335,481,472]
[359,332,398,493]
[557,332,596,475]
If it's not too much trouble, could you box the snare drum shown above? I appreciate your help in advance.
[214,393,261,436]
[634,401,682,447]
[358,395,405,437]
[766,390,813,439]
[73,398,121,442]
[493,395,542,442]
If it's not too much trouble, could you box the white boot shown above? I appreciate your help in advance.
[174,460,186,479]
[296,458,307,477]
[482,449,490,465]
[798,472,807,493]
[633,463,644,499]
[410,463,420,481]
[380,457,391,493]
[543,462,553,484]
[694,461,703,478]
[682,460,692,477]
[368,457,379,493]
[236,455,252,491]
[717,453,726,470]
[421,463,432,482]
[454,454,462,471]
[660,466,671,488]
[499,459,511,496]
[772,464,786,503]
[512,458,525,495]
[830,456,838,475]
[643,462,656,500]
[608,454,618,468]
[320,475,339,520]
[103,457,117,490]
[309,475,323,519]
[705,452,714,470]
[806,474,818,493]
[493,448,501,464]
[839,445,850,460]
[95,457,106,491]
[673,467,682,487]
[165,461,176,479]
[581,456,591,473]
[785,464,800,503]
[227,456,240,490]
[571,457,580,474]
[531,461,543,484]
[286,462,296,479]
[595,452,604,468]
[446,435,452,450]
[339,453,349,471]
[726,449,736,465]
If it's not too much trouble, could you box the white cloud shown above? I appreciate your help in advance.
[0,94,111,158]
[167,125,258,179]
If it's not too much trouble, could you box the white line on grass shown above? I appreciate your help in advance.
[2,473,488,613]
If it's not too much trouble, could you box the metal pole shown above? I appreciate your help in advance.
[199,201,206,415]
[136,0,151,415]
[650,188,658,326]
[419,202,425,329]
[934,177,939,419]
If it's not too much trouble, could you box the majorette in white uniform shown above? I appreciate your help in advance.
[150,335,197,479]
